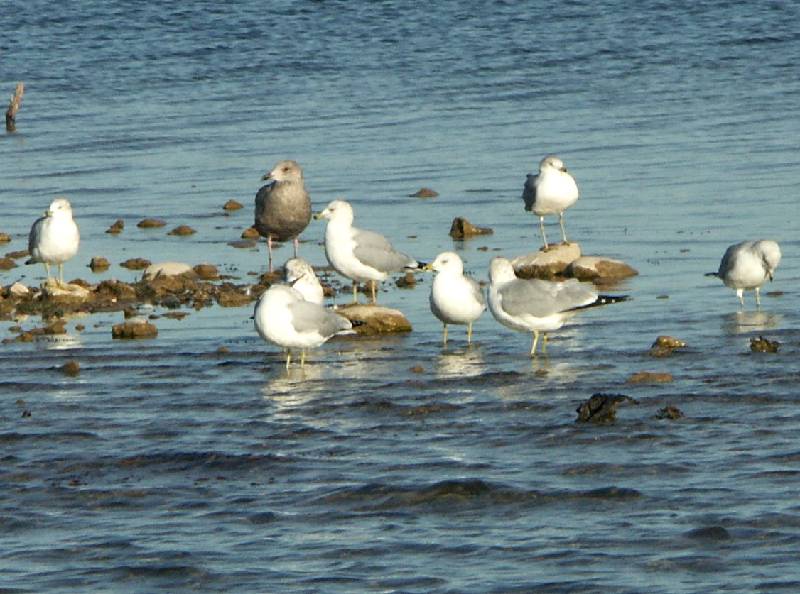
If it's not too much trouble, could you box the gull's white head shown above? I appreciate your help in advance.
[284,257,316,284]
[539,155,568,174]
[263,159,304,183]
[427,251,464,275]
[315,199,354,224]
[755,240,782,280]
[47,197,73,217]
[488,257,517,284]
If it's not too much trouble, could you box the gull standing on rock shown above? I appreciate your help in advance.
[315,199,419,304]
[521,155,579,250]
[26,197,80,285]
[254,160,312,273]
[254,284,352,369]
[488,257,626,356]
[707,240,781,308]
[283,257,325,305]
[424,252,485,345]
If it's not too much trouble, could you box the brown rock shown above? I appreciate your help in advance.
[168,225,196,236]
[5,250,28,260]
[41,279,92,302]
[0,257,17,270]
[89,256,110,272]
[335,304,412,335]
[112,320,158,339]
[395,271,417,288]
[228,240,257,249]
[241,226,260,240]
[106,219,125,234]
[410,187,439,198]
[0,233,10,243]
[627,371,674,384]
[449,217,493,240]
[576,393,639,424]
[656,405,684,420]
[216,284,254,307]
[120,258,151,270]
[193,264,219,280]
[61,360,80,377]
[137,218,167,229]
[649,335,687,358]
[223,199,244,211]
[750,336,780,353]
[513,243,581,280]
[567,256,638,283]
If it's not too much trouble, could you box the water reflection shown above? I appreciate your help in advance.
[436,347,486,378]
[721,311,781,335]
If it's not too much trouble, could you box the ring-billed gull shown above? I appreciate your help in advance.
[284,257,324,305]
[254,284,352,368]
[26,197,80,285]
[314,199,419,304]
[521,155,579,250]
[254,160,311,273]
[488,257,626,356]
[423,251,485,345]
[707,240,781,307]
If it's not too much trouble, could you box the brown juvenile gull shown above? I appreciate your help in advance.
[314,199,419,304]
[254,159,311,273]
[26,197,80,285]
[521,155,579,250]
[706,240,781,308]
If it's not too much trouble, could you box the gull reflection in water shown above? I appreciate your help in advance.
[722,311,781,335]
[436,347,486,378]
[261,362,323,411]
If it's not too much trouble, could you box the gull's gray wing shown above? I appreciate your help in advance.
[26,215,46,262]
[500,278,596,318]
[522,173,538,212]
[352,227,416,273]
[289,300,352,336]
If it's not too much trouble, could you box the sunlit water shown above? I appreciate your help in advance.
[2,1,800,592]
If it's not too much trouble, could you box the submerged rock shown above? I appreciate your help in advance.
[61,360,80,377]
[513,243,581,280]
[750,336,780,353]
[120,258,151,270]
[627,371,673,384]
[410,187,439,198]
[576,393,639,424]
[0,232,11,243]
[649,335,687,358]
[449,217,493,240]
[335,304,413,335]
[655,405,684,420]
[223,199,244,211]
[685,526,731,541]
[168,225,196,236]
[0,257,17,270]
[567,256,638,283]
[241,227,260,240]
[89,256,110,272]
[106,219,125,234]
[137,218,167,229]
[193,263,219,280]
[112,320,158,339]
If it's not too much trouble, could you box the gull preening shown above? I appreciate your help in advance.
[254,284,352,368]
[284,257,325,305]
[521,155,580,250]
[424,252,485,345]
[254,160,312,273]
[26,197,80,285]
[707,240,781,308]
[488,257,626,356]
[315,199,419,304]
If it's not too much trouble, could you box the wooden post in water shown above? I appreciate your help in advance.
[5,82,24,132]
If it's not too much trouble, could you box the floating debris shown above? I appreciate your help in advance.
[655,405,684,420]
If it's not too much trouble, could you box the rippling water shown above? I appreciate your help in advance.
[2,1,800,592]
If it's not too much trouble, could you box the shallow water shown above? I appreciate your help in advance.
[2,1,800,592]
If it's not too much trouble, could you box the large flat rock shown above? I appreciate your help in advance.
[335,304,412,335]
[512,243,581,279]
